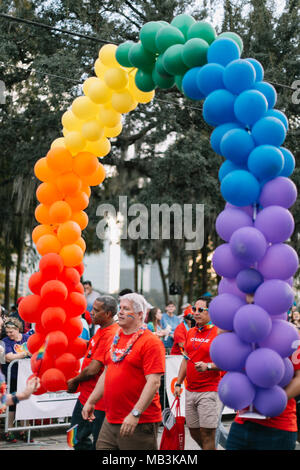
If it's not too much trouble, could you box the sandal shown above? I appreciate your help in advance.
[3,432,17,443]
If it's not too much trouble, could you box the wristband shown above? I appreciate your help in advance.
[11,392,20,405]
[175,383,182,388]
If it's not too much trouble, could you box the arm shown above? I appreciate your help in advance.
[5,351,27,362]
[82,367,107,422]
[5,376,40,406]
[174,357,187,397]
[67,359,103,393]
[285,369,300,400]
[120,373,162,437]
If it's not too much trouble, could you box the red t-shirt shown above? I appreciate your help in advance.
[171,322,189,355]
[78,323,119,411]
[235,347,300,432]
[103,328,165,424]
[184,325,221,392]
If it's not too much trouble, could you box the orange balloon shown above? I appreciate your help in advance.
[75,237,86,252]
[56,172,82,196]
[32,225,53,244]
[36,234,62,256]
[82,162,106,186]
[82,184,91,198]
[65,191,89,211]
[72,211,89,230]
[46,147,73,173]
[60,244,84,267]
[57,221,81,245]
[36,182,62,205]
[73,152,99,177]
[35,204,51,225]
[49,201,72,224]
[34,157,58,182]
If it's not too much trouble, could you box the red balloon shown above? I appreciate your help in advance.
[41,307,66,332]
[34,321,47,336]
[31,351,54,376]
[41,280,68,306]
[26,374,47,396]
[64,317,83,340]
[28,271,44,295]
[74,262,84,276]
[27,332,46,354]
[46,330,68,357]
[54,353,78,380]
[67,337,87,359]
[18,295,42,323]
[73,283,84,294]
[64,292,87,317]
[41,368,67,392]
[59,267,80,290]
[39,253,64,280]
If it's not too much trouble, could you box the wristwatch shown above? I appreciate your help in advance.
[207,363,213,370]
[11,392,20,405]
[131,408,141,418]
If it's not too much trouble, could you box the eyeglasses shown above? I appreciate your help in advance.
[192,307,208,313]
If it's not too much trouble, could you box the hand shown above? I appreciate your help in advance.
[195,361,208,372]
[120,413,139,438]
[82,401,95,422]
[174,385,181,397]
[67,378,78,394]
[24,376,40,398]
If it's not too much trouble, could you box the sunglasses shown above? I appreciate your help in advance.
[192,307,208,313]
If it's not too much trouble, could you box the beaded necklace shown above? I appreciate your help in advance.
[110,324,147,363]
[192,322,215,351]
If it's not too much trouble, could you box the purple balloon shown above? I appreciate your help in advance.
[218,372,256,410]
[278,358,294,387]
[254,279,294,316]
[253,386,288,417]
[236,268,264,293]
[212,243,246,278]
[210,332,252,371]
[259,177,297,209]
[233,304,272,343]
[258,243,299,280]
[272,312,288,321]
[218,277,246,301]
[216,208,253,242]
[245,348,285,388]
[229,227,267,265]
[209,293,246,331]
[254,206,295,243]
[225,202,254,218]
[258,319,300,357]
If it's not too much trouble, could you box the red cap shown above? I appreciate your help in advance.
[184,306,193,317]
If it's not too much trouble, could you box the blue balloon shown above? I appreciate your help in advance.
[182,67,204,100]
[278,147,295,177]
[245,58,264,82]
[210,122,242,155]
[196,63,225,96]
[221,169,260,206]
[207,38,240,67]
[223,59,256,94]
[203,89,236,126]
[248,145,284,181]
[254,81,277,109]
[236,268,264,293]
[218,160,245,182]
[265,109,288,130]
[251,116,287,147]
[220,128,255,165]
[234,90,268,126]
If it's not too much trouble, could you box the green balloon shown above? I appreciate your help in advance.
[182,38,209,68]
[155,55,172,78]
[115,41,135,67]
[174,74,184,92]
[187,21,217,45]
[171,13,196,39]
[162,44,188,76]
[155,25,185,54]
[152,68,175,89]
[128,42,156,72]
[135,69,156,92]
[140,21,165,53]
[218,32,244,53]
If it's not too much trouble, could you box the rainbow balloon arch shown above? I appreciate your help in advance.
[19,14,298,416]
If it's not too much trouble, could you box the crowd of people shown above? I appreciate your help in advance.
[0,284,300,450]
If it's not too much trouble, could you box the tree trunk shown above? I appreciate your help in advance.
[14,220,25,304]
[188,251,198,303]
[4,237,11,310]
[157,257,168,305]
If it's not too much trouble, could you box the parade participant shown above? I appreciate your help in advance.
[171,305,194,355]
[67,295,118,450]
[82,293,165,450]
[174,297,221,450]
[161,301,180,353]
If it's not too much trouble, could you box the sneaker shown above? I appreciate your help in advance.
[3,432,17,443]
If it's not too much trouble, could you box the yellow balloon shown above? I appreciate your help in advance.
[62,127,70,137]
[111,90,137,114]
[104,68,128,91]
[94,58,108,78]
[87,78,112,104]
[104,122,123,138]
[98,44,119,67]
[72,96,99,120]
[82,76,99,95]
[85,137,111,158]
[51,137,66,149]
[62,110,84,132]
[64,131,86,153]
[98,105,121,128]
[81,120,104,141]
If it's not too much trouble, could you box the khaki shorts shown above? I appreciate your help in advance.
[96,417,159,450]
[185,390,222,429]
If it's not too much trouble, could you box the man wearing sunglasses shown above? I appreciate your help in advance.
[174,297,222,450]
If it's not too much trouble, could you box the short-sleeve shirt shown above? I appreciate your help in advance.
[78,323,118,410]
[184,326,221,392]
[171,321,189,355]
[235,347,300,432]
[2,333,30,379]
[103,328,165,424]
[161,314,181,349]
